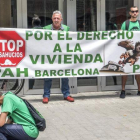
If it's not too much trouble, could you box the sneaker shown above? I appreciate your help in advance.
[42,97,49,103]
[137,91,140,96]
[120,90,125,98]
[64,96,74,102]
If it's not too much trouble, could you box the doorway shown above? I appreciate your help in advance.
[75,0,98,93]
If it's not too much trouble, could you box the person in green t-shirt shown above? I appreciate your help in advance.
[42,10,74,104]
[0,91,39,140]
[120,6,140,98]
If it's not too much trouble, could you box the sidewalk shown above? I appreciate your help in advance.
[22,91,140,140]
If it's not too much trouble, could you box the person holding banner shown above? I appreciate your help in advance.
[42,10,74,103]
[120,6,140,98]
[0,91,39,140]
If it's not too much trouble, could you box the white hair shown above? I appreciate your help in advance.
[52,10,63,18]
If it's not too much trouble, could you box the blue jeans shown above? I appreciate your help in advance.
[0,124,36,140]
[43,78,70,98]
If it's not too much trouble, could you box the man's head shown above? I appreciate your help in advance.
[129,6,139,19]
[52,10,63,29]
[32,14,41,27]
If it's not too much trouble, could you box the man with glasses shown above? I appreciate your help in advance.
[120,6,140,98]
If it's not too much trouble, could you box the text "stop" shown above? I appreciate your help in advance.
[0,40,23,51]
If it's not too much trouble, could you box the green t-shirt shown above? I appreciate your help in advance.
[121,20,140,31]
[1,91,39,138]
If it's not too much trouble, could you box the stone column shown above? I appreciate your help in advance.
[0,0,11,27]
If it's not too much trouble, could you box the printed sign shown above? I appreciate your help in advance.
[0,31,25,67]
[0,28,140,79]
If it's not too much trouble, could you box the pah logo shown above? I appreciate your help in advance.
[0,31,25,67]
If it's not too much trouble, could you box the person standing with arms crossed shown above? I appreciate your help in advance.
[42,10,74,103]
[120,6,140,98]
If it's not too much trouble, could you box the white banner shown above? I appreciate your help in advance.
[0,28,140,79]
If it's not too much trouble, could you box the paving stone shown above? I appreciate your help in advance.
[1,91,140,140]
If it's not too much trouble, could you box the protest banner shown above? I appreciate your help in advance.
[0,28,139,78]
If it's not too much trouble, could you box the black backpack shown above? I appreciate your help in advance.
[22,98,46,131]
[125,19,140,30]
[15,96,46,131]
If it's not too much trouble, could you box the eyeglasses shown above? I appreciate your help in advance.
[131,10,138,13]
